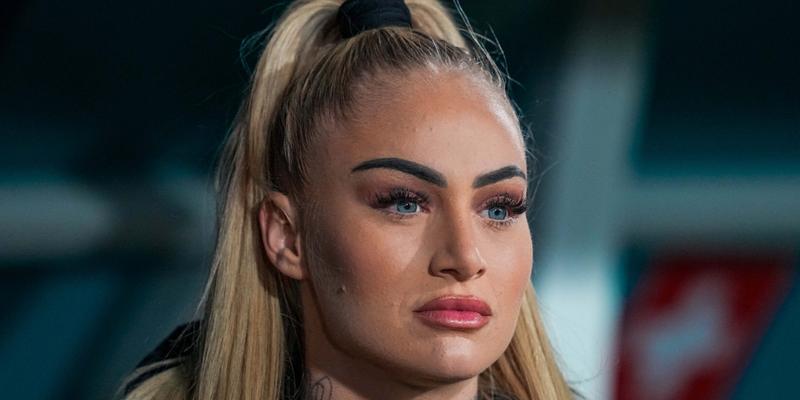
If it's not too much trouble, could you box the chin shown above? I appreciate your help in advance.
[403,337,497,384]
[426,363,484,383]
[407,360,486,386]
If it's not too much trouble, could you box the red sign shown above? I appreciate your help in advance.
[615,254,794,400]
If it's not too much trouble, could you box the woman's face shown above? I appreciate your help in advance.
[299,70,532,389]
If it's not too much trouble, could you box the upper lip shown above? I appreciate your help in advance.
[414,295,493,316]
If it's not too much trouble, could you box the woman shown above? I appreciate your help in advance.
[121,0,573,399]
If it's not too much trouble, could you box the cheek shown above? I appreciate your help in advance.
[503,236,533,291]
[305,208,431,367]
[307,208,423,320]
[485,228,533,325]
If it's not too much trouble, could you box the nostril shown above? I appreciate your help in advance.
[440,268,460,277]
[437,266,485,281]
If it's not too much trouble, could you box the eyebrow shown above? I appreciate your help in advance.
[351,157,447,187]
[350,157,526,188]
[472,165,527,188]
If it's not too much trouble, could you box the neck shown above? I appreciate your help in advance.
[301,366,481,400]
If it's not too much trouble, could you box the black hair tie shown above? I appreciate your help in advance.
[337,0,412,39]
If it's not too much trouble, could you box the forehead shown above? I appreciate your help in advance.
[316,70,526,182]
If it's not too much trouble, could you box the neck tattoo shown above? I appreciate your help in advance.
[305,376,333,400]
[303,375,485,400]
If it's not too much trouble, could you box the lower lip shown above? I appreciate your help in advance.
[414,310,490,330]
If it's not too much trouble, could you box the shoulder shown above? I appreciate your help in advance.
[122,321,200,397]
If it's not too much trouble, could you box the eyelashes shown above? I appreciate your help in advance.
[369,186,527,227]
[484,193,528,215]
[371,187,431,214]
[480,193,528,228]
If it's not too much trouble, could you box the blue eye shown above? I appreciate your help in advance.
[372,187,428,217]
[487,206,508,220]
[395,200,419,214]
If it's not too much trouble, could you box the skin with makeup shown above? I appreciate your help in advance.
[259,70,532,400]
[119,1,574,399]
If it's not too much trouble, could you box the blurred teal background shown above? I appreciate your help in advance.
[1,0,797,399]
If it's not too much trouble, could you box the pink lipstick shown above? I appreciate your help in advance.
[413,296,492,330]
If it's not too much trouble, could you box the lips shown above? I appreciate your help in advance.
[413,296,492,330]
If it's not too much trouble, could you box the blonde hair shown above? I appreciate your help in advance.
[121,1,572,399]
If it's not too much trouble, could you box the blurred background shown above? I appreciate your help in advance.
[1,0,797,399]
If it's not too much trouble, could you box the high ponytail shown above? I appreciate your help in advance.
[121,1,572,399]
[123,3,344,399]
[197,2,344,400]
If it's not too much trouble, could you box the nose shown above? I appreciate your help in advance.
[429,209,487,281]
